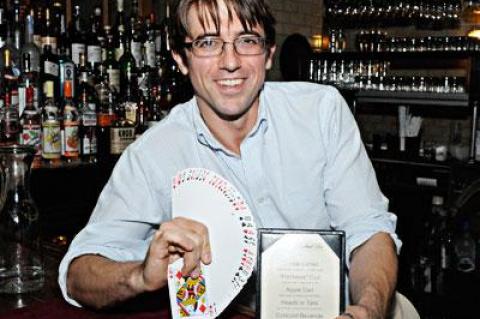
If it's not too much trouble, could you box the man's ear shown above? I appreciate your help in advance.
[172,50,189,75]
[265,44,276,70]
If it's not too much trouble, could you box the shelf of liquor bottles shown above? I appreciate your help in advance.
[0,0,193,166]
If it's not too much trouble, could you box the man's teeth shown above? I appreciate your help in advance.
[218,79,243,86]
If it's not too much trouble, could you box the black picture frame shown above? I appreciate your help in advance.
[256,228,346,319]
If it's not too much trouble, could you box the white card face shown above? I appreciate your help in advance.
[261,234,340,319]
[170,168,257,318]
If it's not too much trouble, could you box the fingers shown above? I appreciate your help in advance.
[155,217,211,276]
[335,305,372,319]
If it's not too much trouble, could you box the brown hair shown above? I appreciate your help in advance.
[171,0,276,57]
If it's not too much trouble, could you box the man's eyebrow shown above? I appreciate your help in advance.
[193,32,220,40]
[237,30,263,37]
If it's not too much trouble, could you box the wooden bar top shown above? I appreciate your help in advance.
[0,241,251,319]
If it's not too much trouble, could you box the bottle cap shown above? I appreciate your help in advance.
[432,195,444,206]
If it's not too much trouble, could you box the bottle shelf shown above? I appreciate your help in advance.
[355,90,470,108]
[312,50,479,61]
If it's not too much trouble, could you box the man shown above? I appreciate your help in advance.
[59,0,401,318]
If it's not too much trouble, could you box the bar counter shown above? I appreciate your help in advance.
[0,241,251,319]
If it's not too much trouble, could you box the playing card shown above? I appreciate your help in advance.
[170,168,257,317]
[168,259,217,318]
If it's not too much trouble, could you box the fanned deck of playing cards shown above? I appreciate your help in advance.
[169,168,257,318]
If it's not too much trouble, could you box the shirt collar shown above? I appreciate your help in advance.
[192,88,269,155]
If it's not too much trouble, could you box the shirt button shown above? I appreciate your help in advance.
[257,197,265,204]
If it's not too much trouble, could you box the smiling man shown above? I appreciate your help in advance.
[59,1,402,319]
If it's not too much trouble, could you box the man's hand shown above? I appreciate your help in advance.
[67,217,211,309]
[139,217,212,292]
[337,304,378,319]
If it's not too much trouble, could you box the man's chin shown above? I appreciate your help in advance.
[212,105,252,122]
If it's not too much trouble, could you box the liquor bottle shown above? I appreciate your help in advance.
[1,49,20,145]
[33,6,44,49]
[21,9,41,75]
[0,19,19,72]
[144,13,157,68]
[57,4,69,59]
[41,81,61,163]
[147,85,163,128]
[70,5,86,66]
[58,45,75,100]
[120,38,139,127]
[93,6,106,62]
[42,7,57,53]
[19,85,42,165]
[87,15,102,72]
[61,80,80,162]
[110,97,135,159]
[97,83,115,164]
[41,44,59,101]
[431,196,453,296]
[0,7,5,49]
[114,0,126,61]
[2,48,20,109]
[77,54,98,163]
[1,91,20,145]
[157,0,173,81]
[103,26,121,93]
[130,0,144,68]
[119,36,138,96]
[19,53,40,116]
[11,0,22,52]
[135,89,149,139]
[138,47,151,94]
[52,1,65,39]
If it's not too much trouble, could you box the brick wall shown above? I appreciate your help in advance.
[265,0,323,80]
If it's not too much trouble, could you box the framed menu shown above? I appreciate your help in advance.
[256,229,346,319]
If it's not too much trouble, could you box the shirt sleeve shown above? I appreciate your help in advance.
[320,88,402,262]
[58,146,166,307]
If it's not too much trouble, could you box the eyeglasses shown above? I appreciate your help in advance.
[184,35,267,57]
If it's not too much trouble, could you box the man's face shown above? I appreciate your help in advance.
[173,1,276,122]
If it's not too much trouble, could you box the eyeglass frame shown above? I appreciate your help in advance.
[183,34,270,57]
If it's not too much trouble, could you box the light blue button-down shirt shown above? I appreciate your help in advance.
[58,82,401,306]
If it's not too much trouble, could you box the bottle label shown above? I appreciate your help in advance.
[145,42,156,68]
[63,124,80,156]
[42,122,61,158]
[110,127,135,154]
[33,35,43,48]
[42,36,57,51]
[107,69,121,92]
[125,102,138,124]
[20,124,41,155]
[82,128,98,155]
[131,41,143,67]
[87,45,102,64]
[44,61,59,77]
[71,43,86,65]
[82,112,98,127]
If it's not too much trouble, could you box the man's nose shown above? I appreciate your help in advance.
[219,42,241,71]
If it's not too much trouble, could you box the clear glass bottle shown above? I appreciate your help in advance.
[0,144,44,294]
